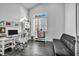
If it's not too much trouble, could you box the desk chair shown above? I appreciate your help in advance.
[14,38,27,52]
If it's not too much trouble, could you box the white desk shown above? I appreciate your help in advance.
[0,37,15,55]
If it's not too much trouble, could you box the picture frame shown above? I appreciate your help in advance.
[0,21,4,27]
[0,27,5,33]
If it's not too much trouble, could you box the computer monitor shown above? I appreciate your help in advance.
[8,30,18,35]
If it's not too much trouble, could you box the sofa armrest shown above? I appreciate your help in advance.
[53,38,60,42]
[53,39,71,56]
[53,38,60,40]
[72,40,76,43]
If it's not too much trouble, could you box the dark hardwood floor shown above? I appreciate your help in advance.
[4,40,54,56]
[77,36,79,56]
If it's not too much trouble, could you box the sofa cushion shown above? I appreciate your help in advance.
[53,39,71,56]
[60,33,75,55]
[60,33,75,45]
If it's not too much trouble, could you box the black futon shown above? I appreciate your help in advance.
[53,33,75,56]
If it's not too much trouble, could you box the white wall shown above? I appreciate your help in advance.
[0,3,28,33]
[77,3,79,36]
[30,3,65,41]
[0,3,28,21]
[65,3,76,37]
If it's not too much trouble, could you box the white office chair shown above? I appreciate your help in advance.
[14,35,27,51]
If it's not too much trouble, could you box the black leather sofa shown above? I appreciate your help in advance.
[53,33,75,56]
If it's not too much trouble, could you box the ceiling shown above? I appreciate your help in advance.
[20,3,39,9]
